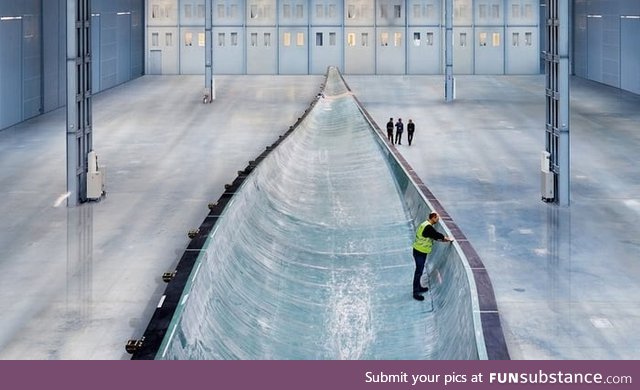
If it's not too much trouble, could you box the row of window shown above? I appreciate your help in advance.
[151,30,533,48]
[150,2,535,21]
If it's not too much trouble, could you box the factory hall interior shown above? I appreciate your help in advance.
[1,0,639,360]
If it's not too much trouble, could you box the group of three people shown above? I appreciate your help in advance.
[386,118,416,146]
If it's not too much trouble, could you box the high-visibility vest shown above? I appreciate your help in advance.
[412,221,433,254]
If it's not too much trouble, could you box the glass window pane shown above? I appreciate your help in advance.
[380,5,387,18]
[185,32,193,46]
[264,32,271,46]
[492,32,500,46]
[512,4,520,18]
[296,4,303,18]
[316,4,323,18]
[348,5,356,19]
[413,32,421,46]
[165,32,172,46]
[218,33,225,46]
[361,32,368,46]
[394,32,402,46]
[413,4,420,18]
[152,32,159,46]
[460,32,467,47]
[251,32,257,46]
[316,32,323,46]
[217,4,225,18]
[512,32,519,47]
[426,31,434,46]
[297,32,304,46]
[283,4,290,18]
[185,4,192,18]
[380,32,388,46]
[231,32,238,46]
[197,4,205,18]
[329,32,336,46]
[283,32,291,46]
[394,5,401,18]
[347,32,356,46]
[198,32,205,47]
[329,4,336,17]
[525,32,532,46]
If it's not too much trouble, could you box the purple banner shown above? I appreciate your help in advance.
[1,360,636,390]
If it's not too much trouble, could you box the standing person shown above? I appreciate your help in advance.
[412,212,453,301]
[407,119,415,146]
[386,118,395,144]
[395,118,404,145]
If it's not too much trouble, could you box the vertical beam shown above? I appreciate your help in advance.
[544,0,570,206]
[445,0,454,101]
[204,0,214,102]
[66,0,92,205]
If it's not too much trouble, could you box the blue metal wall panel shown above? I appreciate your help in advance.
[278,28,309,74]
[309,28,342,74]
[92,15,102,93]
[117,13,132,84]
[621,17,640,94]
[0,19,23,129]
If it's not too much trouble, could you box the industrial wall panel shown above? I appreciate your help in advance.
[279,28,309,74]
[310,0,342,25]
[407,27,441,74]
[148,27,180,74]
[212,28,245,74]
[180,27,206,74]
[474,27,504,74]
[376,0,406,27]
[117,13,133,84]
[573,0,588,78]
[505,27,538,74]
[22,12,42,120]
[344,0,374,26]
[131,3,145,78]
[213,0,245,26]
[246,0,276,26]
[279,0,309,26]
[407,0,441,26]
[344,27,375,74]
[246,27,278,74]
[43,0,62,112]
[0,18,22,129]
[621,17,640,95]
[309,28,342,74]
[474,0,503,27]
[601,14,619,88]
[376,27,406,74]
[453,27,473,74]
[92,15,102,94]
[586,15,603,83]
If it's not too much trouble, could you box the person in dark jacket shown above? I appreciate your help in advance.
[395,118,404,145]
[412,212,453,301]
[386,118,394,144]
[407,119,415,146]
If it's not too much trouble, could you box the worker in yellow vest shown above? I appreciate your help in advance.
[412,212,453,301]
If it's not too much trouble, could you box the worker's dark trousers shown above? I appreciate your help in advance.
[412,249,428,294]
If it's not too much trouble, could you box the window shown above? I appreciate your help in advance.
[525,32,532,46]
[152,32,159,46]
[185,32,193,46]
[426,32,434,46]
[264,32,271,46]
[394,32,402,47]
[394,5,401,18]
[283,32,291,46]
[479,32,487,46]
[459,32,467,47]
[185,4,192,18]
[166,32,173,46]
[491,4,500,19]
[524,4,533,18]
[316,32,323,46]
[413,4,420,18]
[197,4,205,18]
[492,32,500,46]
[152,5,160,18]
[251,32,257,47]
[479,4,487,19]
[413,32,421,46]
[361,32,369,46]
[283,4,291,18]
[512,32,520,47]
[348,5,356,19]
[316,4,323,17]
[380,4,388,18]
[230,4,237,17]
[347,32,356,46]
[328,4,336,17]
[512,4,520,18]
[426,4,434,18]
[329,32,336,46]
[217,4,225,18]
[218,33,225,46]
[198,33,205,46]
[296,4,303,18]
[251,5,258,18]
[230,32,238,46]
[380,32,389,46]
[297,32,304,46]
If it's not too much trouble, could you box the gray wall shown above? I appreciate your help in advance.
[573,0,640,94]
[0,0,144,131]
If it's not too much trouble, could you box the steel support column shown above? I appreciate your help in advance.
[544,0,570,206]
[445,0,454,102]
[204,0,215,103]
[66,0,92,205]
